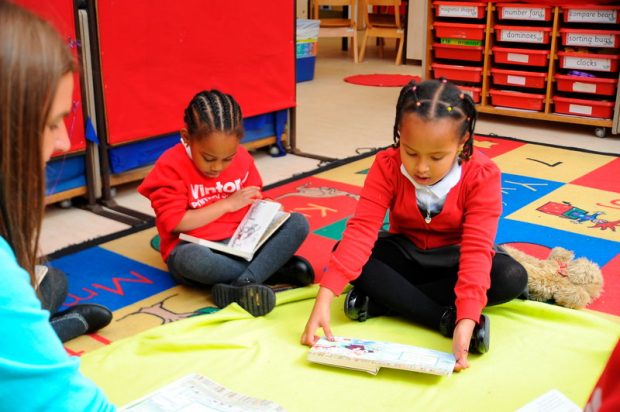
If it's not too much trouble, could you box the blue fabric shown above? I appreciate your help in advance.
[45,155,87,196]
[0,237,116,411]
[108,111,289,174]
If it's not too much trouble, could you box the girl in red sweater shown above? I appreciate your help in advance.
[301,79,527,371]
[139,90,313,317]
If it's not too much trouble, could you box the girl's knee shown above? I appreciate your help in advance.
[288,212,310,237]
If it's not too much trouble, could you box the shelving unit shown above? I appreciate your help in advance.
[424,1,620,136]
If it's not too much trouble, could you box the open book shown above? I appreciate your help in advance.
[308,336,456,376]
[179,200,290,261]
[120,373,286,411]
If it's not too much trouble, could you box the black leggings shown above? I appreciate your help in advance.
[350,233,528,331]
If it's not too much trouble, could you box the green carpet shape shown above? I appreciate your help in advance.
[81,286,620,411]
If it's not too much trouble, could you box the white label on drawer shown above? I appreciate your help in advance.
[566,33,616,48]
[462,89,474,98]
[563,56,612,72]
[507,53,529,63]
[501,30,544,43]
[568,104,592,116]
[567,9,617,23]
[438,5,479,18]
[572,82,597,93]
[502,7,546,21]
[507,75,526,86]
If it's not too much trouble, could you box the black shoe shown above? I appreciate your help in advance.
[471,314,490,354]
[267,256,315,286]
[50,303,113,343]
[439,307,490,354]
[344,288,371,322]
[212,282,276,317]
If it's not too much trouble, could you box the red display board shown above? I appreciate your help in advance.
[14,0,87,155]
[96,0,296,145]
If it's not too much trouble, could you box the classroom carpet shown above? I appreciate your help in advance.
[48,135,620,408]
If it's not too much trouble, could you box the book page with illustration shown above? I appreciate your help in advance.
[120,373,287,412]
[179,200,289,261]
[308,336,456,376]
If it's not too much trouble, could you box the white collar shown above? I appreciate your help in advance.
[400,160,461,200]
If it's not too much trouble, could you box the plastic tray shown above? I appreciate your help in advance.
[433,43,484,62]
[431,63,483,83]
[495,25,551,44]
[492,46,548,66]
[496,3,552,21]
[489,89,545,111]
[458,85,481,103]
[562,5,620,24]
[433,22,486,40]
[553,96,614,119]
[557,51,619,73]
[434,2,486,19]
[555,74,618,96]
[491,68,546,89]
[559,29,620,49]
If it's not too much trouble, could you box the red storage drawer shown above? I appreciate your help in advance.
[433,22,486,40]
[496,3,552,22]
[491,68,546,89]
[433,43,484,62]
[559,29,620,48]
[458,85,481,103]
[492,47,548,66]
[434,2,486,19]
[557,51,619,73]
[553,96,614,119]
[555,74,618,96]
[490,89,545,111]
[562,5,620,24]
[431,63,483,83]
[495,25,551,44]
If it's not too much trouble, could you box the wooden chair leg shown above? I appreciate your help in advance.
[359,30,369,62]
[395,37,404,65]
[352,30,359,63]
[378,37,384,58]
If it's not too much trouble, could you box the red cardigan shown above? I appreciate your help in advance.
[321,147,502,323]
[138,144,262,262]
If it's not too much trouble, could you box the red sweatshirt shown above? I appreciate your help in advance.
[138,143,262,262]
[321,147,502,323]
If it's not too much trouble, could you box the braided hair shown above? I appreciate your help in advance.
[393,78,477,160]
[183,89,244,140]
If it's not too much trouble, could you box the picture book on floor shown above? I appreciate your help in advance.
[120,373,287,412]
[179,200,289,261]
[307,336,456,376]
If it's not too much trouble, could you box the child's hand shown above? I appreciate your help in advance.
[452,318,476,372]
[225,186,262,212]
[301,287,336,346]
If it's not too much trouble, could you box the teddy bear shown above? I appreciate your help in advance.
[502,245,604,309]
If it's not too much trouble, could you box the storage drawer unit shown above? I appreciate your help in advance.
[434,2,486,19]
[492,47,548,67]
[433,43,484,62]
[555,75,618,96]
[491,68,546,89]
[553,96,615,119]
[490,89,546,111]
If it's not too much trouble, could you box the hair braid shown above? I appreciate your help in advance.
[183,89,244,140]
[393,79,478,159]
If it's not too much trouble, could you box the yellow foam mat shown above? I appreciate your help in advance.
[81,287,620,411]
[492,144,615,183]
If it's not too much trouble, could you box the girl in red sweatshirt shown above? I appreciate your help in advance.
[301,79,527,371]
[139,90,313,317]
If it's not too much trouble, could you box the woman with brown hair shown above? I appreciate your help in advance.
[0,1,115,409]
